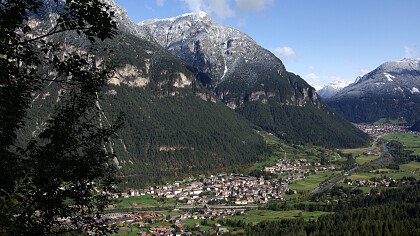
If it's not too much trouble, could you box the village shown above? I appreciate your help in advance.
[354,123,411,137]
[264,159,336,180]
[124,158,336,207]
[93,158,339,235]
[344,177,397,188]
[142,174,287,206]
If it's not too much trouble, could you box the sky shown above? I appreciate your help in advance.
[116,0,420,89]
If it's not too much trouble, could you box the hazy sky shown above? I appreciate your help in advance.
[116,0,420,88]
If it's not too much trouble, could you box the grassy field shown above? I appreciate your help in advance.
[341,146,375,156]
[114,226,141,236]
[341,145,381,165]
[348,161,420,180]
[229,210,330,224]
[386,161,420,179]
[382,133,420,155]
[355,155,380,165]
[115,195,177,209]
[288,171,336,193]
[348,172,380,180]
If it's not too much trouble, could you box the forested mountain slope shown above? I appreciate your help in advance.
[140,12,370,148]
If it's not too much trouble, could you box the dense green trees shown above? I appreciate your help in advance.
[238,101,370,148]
[100,88,266,188]
[244,204,420,236]
[234,184,420,236]
[0,0,120,234]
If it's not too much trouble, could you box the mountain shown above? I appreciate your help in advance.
[318,81,352,99]
[139,12,369,148]
[22,1,266,188]
[22,1,370,187]
[327,58,420,124]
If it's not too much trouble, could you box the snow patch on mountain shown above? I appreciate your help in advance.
[384,73,395,82]
[411,87,420,94]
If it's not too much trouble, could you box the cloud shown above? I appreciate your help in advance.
[235,0,274,11]
[274,47,298,62]
[305,73,320,84]
[404,46,417,58]
[179,0,273,19]
[209,0,235,19]
[181,0,234,19]
[156,0,166,7]
[181,0,205,13]
[304,73,323,90]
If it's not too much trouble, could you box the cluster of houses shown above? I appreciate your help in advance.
[105,158,340,234]
[100,209,244,235]
[102,211,165,226]
[344,177,397,188]
[264,159,335,180]
[141,173,289,205]
[354,124,408,137]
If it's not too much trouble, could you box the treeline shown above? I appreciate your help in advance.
[387,140,418,165]
[242,204,420,236]
[267,182,420,212]
[226,184,420,235]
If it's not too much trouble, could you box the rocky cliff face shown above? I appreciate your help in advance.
[327,58,420,124]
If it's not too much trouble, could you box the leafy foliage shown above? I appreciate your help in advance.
[0,0,120,234]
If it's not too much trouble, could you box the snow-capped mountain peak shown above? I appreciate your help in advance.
[377,58,420,73]
[317,80,352,99]
[139,11,211,26]
[138,12,286,87]
[326,58,420,124]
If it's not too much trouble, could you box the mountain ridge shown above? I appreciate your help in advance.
[138,11,369,148]
[327,58,420,124]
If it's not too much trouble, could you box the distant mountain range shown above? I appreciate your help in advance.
[24,0,369,187]
[326,58,420,125]
[318,80,353,99]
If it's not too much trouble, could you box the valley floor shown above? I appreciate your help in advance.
[105,131,420,235]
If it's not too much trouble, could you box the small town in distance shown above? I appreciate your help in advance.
[81,125,419,235]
